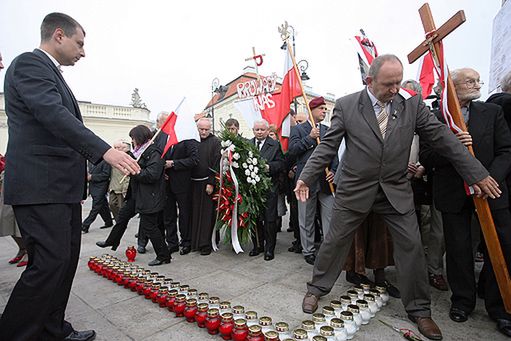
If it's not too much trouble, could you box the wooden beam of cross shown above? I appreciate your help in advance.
[244,47,265,79]
[408,3,511,313]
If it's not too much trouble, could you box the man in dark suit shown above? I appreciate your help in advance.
[0,13,140,341]
[289,96,338,265]
[163,139,199,255]
[421,68,511,337]
[81,160,113,233]
[295,55,501,341]
[250,119,285,260]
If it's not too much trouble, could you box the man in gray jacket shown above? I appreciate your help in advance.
[295,54,500,341]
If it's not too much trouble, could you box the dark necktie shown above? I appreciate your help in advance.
[256,140,261,150]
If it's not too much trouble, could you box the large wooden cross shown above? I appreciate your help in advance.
[408,3,511,313]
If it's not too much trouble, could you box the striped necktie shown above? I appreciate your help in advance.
[377,102,389,138]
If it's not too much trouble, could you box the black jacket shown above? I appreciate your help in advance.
[164,139,199,194]
[420,101,511,213]
[3,49,110,205]
[88,160,111,197]
[131,144,166,214]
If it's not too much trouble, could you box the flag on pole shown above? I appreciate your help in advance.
[354,31,378,85]
[263,47,302,151]
[417,52,435,99]
[160,108,200,157]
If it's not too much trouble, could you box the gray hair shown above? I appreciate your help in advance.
[402,79,423,94]
[501,70,511,93]
[368,54,403,80]
[253,119,269,128]
[157,111,170,121]
[196,117,212,126]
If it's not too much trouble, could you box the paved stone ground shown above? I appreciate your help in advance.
[0,199,507,340]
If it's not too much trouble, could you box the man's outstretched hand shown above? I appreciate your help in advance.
[473,175,501,200]
[103,148,140,175]
[294,180,310,202]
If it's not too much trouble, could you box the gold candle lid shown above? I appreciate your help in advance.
[219,301,231,309]
[168,289,178,297]
[209,296,220,304]
[188,288,198,296]
[347,290,358,298]
[186,298,197,306]
[198,292,209,300]
[312,336,327,341]
[293,328,308,339]
[170,282,180,288]
[259,316,272,326]
[375,285,387,293]
[208,308,219,317]
[340,311,354,320]
[275,321,289,332]
[361,283,371,291]
[175,294,186,302]
[369,288,381,296]
[301,320,315,331]
[245,311,258,320]
[330,318,344,328]
[179,285,189,292]
[233,305,245,314]
[221,312,233,321]
[320,326,334,336]
[340,295,351,304]
[330,300,342,309]
[347,304,359,313]
[353,285,364,293]
[322,306,335,316]
[249,324,262,334]
[364,294,376,302]
[234,318,247,327]
[264,330,279,339]
[198,303,208,311]
[356,299,369,308]
[312,313,326,323]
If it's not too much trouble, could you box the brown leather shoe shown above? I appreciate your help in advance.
[429,273,448,291]
[408,315,443,340]
[302,292,319,314]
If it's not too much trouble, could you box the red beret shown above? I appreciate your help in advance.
[309,96,326,110]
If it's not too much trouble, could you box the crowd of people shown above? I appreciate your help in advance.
[1,11,511,341]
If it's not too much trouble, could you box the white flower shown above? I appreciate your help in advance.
[247,177,252,183]
[245,169,251,176]
[242,162,248,169]
[251,179,257,185]
[233,153,240,160]
[253,167,258,174]
[249,164,253,170]
[255,175,260,182]
[252,158,258,165]
[225,140,232,147]
[251,172,256,178]
[248,151,253,157]
[228,144,235,152]
[232,161,239,168]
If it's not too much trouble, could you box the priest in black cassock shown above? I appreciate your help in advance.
[191,118,222,255]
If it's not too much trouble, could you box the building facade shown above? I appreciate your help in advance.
[0,92,153,153]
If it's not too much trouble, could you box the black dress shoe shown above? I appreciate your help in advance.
[346,272,374,286]
[497,319,511,337]
[249,247,264,257]
[81,226,89,234]
[180,246,191,255]
[264,252,274,261]
[96,241,118,251]
[99,223,113,229]
[449,307,468,322]
[148,258,171,266]
[376,280,400,298]
[200,248,212,256]
[64,330,96,341]
[304,255,316,265]
[137,246,146,254]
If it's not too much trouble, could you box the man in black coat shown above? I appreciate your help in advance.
[163,139,199,255]
[250,119,286,260]
[420,68,511,337]
[81,160,113,233]
[0,13,139,341]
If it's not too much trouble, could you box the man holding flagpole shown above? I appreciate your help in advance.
[296,54,501,341]
[0,12,140,341]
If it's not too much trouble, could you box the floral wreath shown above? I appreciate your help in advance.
[211,129,272,253]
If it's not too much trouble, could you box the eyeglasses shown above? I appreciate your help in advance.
[458,79,484,88]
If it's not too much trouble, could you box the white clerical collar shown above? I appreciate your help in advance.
[37,48,62,72]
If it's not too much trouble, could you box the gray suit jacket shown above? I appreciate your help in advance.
[299,89,488,214]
